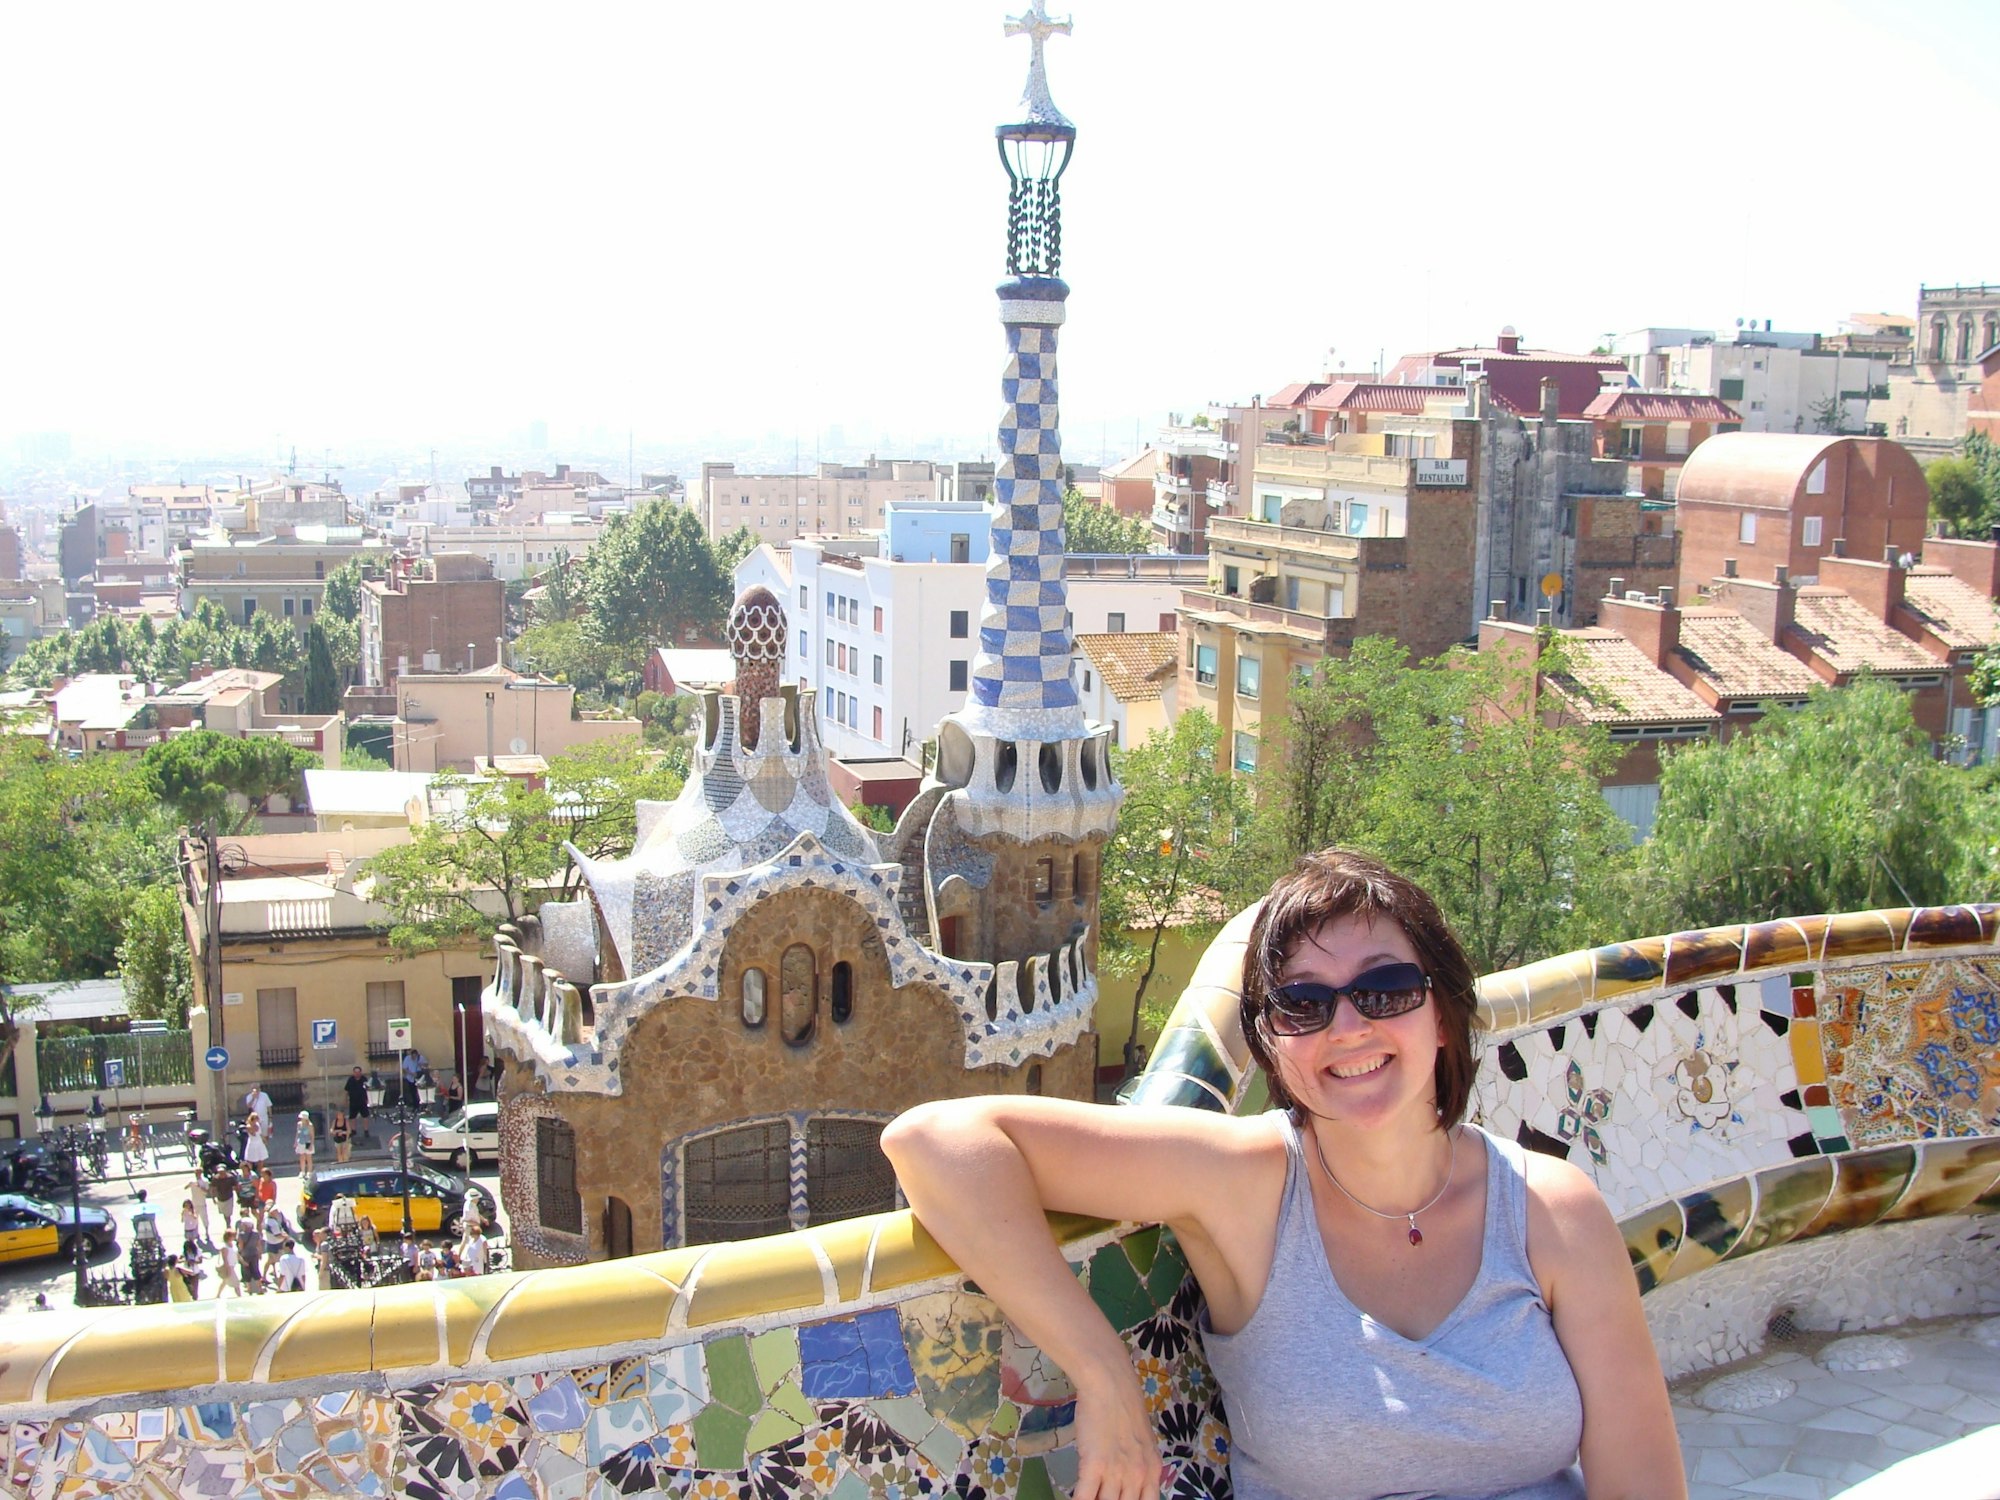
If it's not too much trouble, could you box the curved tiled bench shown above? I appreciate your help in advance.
[4,904,1999,1498]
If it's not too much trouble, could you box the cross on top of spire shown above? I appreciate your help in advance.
[1003,0,1073,131]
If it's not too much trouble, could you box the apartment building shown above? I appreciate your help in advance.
[1385,328,1628,418]
[1581,391,1740,499]
[150,666,343,761]
[699,458,942,544]
[388,667,640,772]
[1673,433,1930,596]
[735,504,1202,761]
[1150,422,1228,554]
[1870,284,2000,454]
[404,519,606,581]
[358,553,506,689]
[1615,326,1890,437]
[179,528,391,628]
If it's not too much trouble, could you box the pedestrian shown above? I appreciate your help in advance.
[461,1227,489,1277]
[313,1228,334,1289]
[273,1238,310,1293]
[344,1067,371,1145]
[254,1166,278,1210]
[243,1083,273,1142]
[164,1254,195,1302]
[188,1172,213,1248]
[215,1235,242,1298]
[179,1198,201,1261]
[294,1110,315,1181]
[242,1114,269,1169]
[442,1072,464,1115]
[329,1106,350,1164]
[260,1206,289,1283]
[237,1215,265,1292]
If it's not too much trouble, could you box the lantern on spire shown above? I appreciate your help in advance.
[997,1,1075,278]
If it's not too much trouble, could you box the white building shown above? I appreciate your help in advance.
[405,520,606,581]
[1614,326,1890,436]
[735,507,1206,761]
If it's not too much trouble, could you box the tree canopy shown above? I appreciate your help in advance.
[1062,489,1155,554]
[1625,676,1996,932]
[1927,457,1991,539]
[361,739,684,951]
[583,499,731,650]
[7,598,303,689]
[1250,636,1633,975]
[140,730,319,832]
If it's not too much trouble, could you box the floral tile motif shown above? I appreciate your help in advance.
[1823,957,2000,1144]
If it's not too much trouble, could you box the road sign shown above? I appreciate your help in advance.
[204,1046,230,1072]
[311,1019,338,1050]
[103,1059,126,1088]
[1540,572,1563,599]
[388,1017,413,1051]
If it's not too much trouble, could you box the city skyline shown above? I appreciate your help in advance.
[4,0,1996,465]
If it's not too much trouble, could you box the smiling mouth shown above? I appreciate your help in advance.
[1326,1055,1391,1080]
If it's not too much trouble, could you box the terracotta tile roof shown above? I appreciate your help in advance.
[1789,588,1939,674]
[1582,390,1741,422]
[1384,348,1629,420]
[1302,382,1441,414]
[1266,382,1327,409]
[1900,570,2000,651]
[1074,632,1179,703]
[1674,609,1823,700]
[1548,631,1720,726]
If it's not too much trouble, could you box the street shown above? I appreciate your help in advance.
[0,1128,508,1330]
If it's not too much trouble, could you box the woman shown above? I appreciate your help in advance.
[294,1110,316,1181]
[241,1113,269,1170]
[179,1197,202,1262]
[884,850,1684,1500]
[329,1106,352,1165]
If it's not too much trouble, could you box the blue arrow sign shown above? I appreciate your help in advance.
[311,1019,337,1049]
[204,1046,230,1072]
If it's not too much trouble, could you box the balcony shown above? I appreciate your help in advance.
[1253,445,1410,489]
[1180,589,1352,651]
[1207,516,1366,563]
[1205,481,1235,512]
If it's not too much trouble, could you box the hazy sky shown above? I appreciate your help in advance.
[4,0,1997,460]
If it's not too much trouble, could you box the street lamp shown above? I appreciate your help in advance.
[35,1094,92,1306]
[365,1064,436,1243]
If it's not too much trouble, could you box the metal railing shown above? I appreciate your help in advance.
[35,1031,194,1093]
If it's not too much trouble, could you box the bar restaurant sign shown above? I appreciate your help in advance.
[1414,458,1468,487]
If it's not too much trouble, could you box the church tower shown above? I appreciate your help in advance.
[923,1,1121,1005]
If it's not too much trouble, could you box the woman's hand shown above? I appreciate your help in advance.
[1069,1359,1164,1500]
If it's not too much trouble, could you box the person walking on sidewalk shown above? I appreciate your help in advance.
[344,1067,371,1146]
[214,1235,242,1298]
[243,1084,272,1142]
[188,1173,213,1248]
[294,1110,316,1181]
[330,1107,351,1164]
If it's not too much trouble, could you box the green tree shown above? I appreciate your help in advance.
[1927,457,1992,539]
[0,740,177,986]
[1630,677,1992,931]
[117,881,193,1025]
[584,499,729,649]
[848,800,896,833]
[361,739,683,951]
[1098,710,1250,1073]
[1809,393,1851,435]
[534,546,582,624]
[713,525,761,577]
[321,559,366,623]
[140,730,318,832]
[1062,489,1154,554]
[302,623,340,713]
[515,618,642,695]
[1255,637,1632,975]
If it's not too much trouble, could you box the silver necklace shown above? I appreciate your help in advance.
[1309,1127,1456,1247]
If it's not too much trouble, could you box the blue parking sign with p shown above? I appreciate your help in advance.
[102,1058,126,1088]
[312,1019,337,1049]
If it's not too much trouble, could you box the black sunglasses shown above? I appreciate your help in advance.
[1264,963,1431,1035]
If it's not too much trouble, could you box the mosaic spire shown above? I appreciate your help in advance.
[959,3,1085,743]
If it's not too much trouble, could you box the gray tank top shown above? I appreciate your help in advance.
[1201,1117,1585,1500]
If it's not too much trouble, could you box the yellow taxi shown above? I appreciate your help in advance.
[298,1163,477,1236]
[0,1193,117,1261]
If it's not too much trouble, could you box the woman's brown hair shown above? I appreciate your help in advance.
[1239,849,1481,1127]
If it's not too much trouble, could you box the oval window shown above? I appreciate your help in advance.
[830,961,853,1024]
[741,968,767,1028]
[780,944,817,1045]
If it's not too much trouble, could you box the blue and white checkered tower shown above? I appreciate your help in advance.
[932,3,1119,893]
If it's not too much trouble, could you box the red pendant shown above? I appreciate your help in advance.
[1408,1223,1424,1247]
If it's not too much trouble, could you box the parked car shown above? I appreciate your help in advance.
[0,1192,118,1261]
[416,1102,499,1169]
[296,1163,483,1236]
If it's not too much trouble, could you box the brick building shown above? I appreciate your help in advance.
[1674,434,1930,599]
[358,552,506,689]
[1582,390,1741,499]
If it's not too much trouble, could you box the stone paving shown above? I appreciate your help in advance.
[1673,1315,2000,1499]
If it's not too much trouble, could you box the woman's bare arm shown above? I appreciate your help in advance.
[1524,1155,1687,1500]
[882,1098,1278,1500]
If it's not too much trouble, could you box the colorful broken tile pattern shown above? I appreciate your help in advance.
[0,1231,1218,1500]
[6,906,2000,1500]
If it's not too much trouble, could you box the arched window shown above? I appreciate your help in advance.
[1961,318,1975,362]
[830,961,854,1024]
[780,944,817,1045]
[1933,318,1949,361]
[741,967,767,1028]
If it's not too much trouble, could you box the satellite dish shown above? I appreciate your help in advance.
[509,737,528,755]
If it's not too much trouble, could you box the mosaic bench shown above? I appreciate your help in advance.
[2,904,1997,1499]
